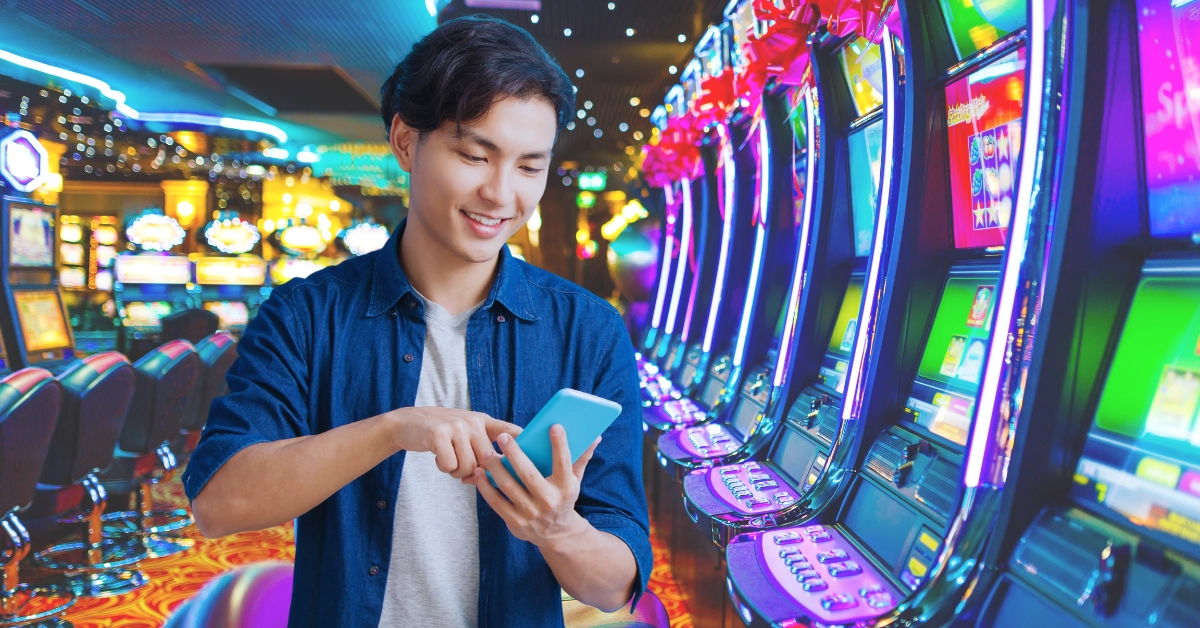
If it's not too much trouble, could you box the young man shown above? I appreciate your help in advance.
[183,15,650,628]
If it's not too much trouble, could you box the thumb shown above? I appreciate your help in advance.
[484,417,523,440]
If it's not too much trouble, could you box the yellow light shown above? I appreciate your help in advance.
[630,97,641,106]
[295,203,313,218]
[576,228,590,244]
[40,172,64,194]
[639,108,651,118]
[601,215,628,240]
[330,199,340,212]
[633,131,644,141]
[282,193,293,204]
[263,218,276,233]
[625,146,636,155]
[622,199,645,220]
[176,200,196,225]
[286,177,295,187]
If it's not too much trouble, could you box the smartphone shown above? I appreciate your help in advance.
[490,388,622,487]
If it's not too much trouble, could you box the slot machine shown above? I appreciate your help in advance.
[112,210,195,356]
[975,0,1200,625]
[683,17,899,549]
[719,0,1076,624]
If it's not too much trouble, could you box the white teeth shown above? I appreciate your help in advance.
[464,211,503,227]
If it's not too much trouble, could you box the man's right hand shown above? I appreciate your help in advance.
[389,407,523,479]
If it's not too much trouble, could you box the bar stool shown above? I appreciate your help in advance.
[98,340,199,559]
[0,368,73,627]
[174,332,237,463]
[32,352,149,597]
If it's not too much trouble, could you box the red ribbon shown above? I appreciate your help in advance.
[818,0,894,41]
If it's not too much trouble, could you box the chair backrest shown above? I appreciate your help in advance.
[180,332,238,432]
[0,368,62,513]
[161,309,219,346]
[164,561,293,628]
[41,352,136,487]
[119,340,199,455]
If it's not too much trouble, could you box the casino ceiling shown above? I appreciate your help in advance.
[0,0,730,173]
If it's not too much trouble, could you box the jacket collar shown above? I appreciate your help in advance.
[366,218,539,321]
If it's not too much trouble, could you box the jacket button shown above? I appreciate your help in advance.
[377,500,387,510]
[408,300,417,310]
[496,314,506,323]
[403,354,414,363]
[390,308,397,317]
[369,566,380,576]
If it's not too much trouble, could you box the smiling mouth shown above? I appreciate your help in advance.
[462,210,508,227]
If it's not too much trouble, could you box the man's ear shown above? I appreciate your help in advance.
[389,114,418,173]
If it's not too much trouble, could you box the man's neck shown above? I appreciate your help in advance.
[398,216,498,316]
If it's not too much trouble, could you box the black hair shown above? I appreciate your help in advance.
[381,15,575,138]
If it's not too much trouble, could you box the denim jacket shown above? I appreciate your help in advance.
[182,221,651,627]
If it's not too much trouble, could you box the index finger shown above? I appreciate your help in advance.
[549,424,572,479]
[484,417,523,441]
[495,433,552,494]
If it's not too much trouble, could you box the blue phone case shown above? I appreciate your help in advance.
[489,388,622,487]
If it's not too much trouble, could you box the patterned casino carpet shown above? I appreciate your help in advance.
[49,476,693,628]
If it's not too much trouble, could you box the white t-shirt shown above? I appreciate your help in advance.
[377,297,482,628]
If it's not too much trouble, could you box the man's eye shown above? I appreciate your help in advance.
[459,152,485,162]
[520,166,543,174]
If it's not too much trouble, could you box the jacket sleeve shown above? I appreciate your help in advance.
[182,290,311,502]
[575,314,653,609]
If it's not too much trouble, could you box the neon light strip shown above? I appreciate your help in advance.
[135,113,289,144]
[665,178,694,334]
[0,47,137,117]
[650,184,678,329]
[680,186,703,339]
[732,119,771,367]
[964,2,1045,489]
[842,27,898,421]
[0,48,290,144]
[773,89,819,388]
[703,126,737,352]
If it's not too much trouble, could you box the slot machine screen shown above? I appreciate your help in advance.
[8,203,54,268]
[945,48,1026,249]
[937,0,1025,61]
[204,301,250,330]
[13,290,71,352]
[903,268,1000,445]
[839,37,885,117]
[122,301,172,329]
[817,276,865,395]
[1073,272,1200,549]
[1138,0,1200,238]
[848,120,884,257]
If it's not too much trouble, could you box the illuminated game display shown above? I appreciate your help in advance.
[839,37,884,117]
[945,49,1026,249]
[8,202,54,268]
[903,270,998,445]
[1139,1,1200,237]
[817,277,865,394]
[122,301,173,330]
[203,301,250,330]
[938,0,1025,60]
[14,289,72,354]
[115,254,192,285]
[1073,273,1200,547]
[847,121,883,257]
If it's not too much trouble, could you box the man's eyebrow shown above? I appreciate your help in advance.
[458,129,552,161]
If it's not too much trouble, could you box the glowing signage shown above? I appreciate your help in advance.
[114,254,192,285]
[0,130,49,193]
[271,258,330,284]
[277,223,327,256]
[194,256,268,286]
[204,218,261,254]
[126,214,185,252]
[577,172,607,191]
[341,222,390,256]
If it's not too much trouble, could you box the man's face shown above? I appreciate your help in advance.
[391,97,557,264]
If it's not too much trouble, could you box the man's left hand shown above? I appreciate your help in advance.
[464,425,601,551]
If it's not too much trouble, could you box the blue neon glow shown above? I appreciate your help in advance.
[842,28,898,423]
[136,113,289,144]
[732,119,771,367]
[650,183,678,329]
[774,89,818,388]
[703,126,737,352]
[664,178,694,334]
[0,47,137,117]
[965,0,1046,488]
